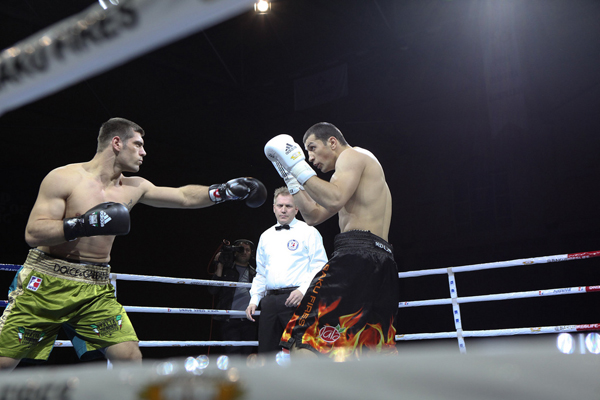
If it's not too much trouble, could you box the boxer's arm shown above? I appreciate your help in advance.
[139,178,266,208]
[295,151,364,225]
[290,189,334,226]
[25,169,72,247]
[139,182,214,208]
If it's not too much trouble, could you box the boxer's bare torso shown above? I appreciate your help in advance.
[334,147,391,241]
[293,134,392,241]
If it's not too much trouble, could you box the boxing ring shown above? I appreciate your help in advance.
[1,1,599,397]
[2,248,599,356]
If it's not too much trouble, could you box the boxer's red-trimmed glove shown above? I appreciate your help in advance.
[63,202,130,241]
[209,177,267,208]
[264,134,316,185]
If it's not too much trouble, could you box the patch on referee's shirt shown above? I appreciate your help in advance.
[27,276,42,291]
[287,239,299,251]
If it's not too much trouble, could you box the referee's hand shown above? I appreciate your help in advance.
[246,303,257,322]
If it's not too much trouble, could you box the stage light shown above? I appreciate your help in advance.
[254,0,271,14]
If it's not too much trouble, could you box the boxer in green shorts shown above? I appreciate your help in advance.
[0,118,266,371]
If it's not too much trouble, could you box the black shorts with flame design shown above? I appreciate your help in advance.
[280,230,399,359]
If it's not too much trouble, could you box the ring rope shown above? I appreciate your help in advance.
[0,265,252,287]
[111,273,252,288]
[399,285,600,308]
[0,303,258,316]
[52,340,259,348]
[3,250,599,352]
[122,307,255,316]
[396,323,600,341]
[398,250,600,278]
[396,251,600,351]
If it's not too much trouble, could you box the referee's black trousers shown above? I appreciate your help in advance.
[258,292,296,354]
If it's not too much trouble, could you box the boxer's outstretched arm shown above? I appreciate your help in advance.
[138,177,266,209]
[139,183,213,208]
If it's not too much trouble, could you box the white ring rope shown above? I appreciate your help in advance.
[2,249,599,352]
[399,285,600,308]
[52,340,258,348]
[396,323,600,341]
[111,273,252,288]
[398,250,600,278]
[396,250,600,351]
[123,306,250,316]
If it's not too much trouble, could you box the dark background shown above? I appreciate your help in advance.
[1,0,599,365]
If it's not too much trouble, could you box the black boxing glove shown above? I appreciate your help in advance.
[63,202,130,242]
[208,177,267,208]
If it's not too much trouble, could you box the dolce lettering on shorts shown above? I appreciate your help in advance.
[53,264,109,281]
[374,241,392,254]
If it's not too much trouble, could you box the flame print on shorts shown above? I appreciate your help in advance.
[284,298,397,360]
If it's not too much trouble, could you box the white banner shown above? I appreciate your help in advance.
[0,0,254,116]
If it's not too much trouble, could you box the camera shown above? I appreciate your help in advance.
[216,240,248,267]
[213,239,255,270]
[221,244,245,254]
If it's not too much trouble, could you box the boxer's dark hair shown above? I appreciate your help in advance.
[97,117,145,152]
[303,122,348,146]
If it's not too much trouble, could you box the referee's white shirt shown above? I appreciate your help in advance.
[250,218,328,306]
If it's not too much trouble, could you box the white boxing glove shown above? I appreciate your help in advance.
[264,134,316,185]
[271,160,304,195]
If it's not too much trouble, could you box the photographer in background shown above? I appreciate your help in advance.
[208,239,257,356]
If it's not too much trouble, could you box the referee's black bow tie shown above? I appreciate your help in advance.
[276,224,290,231]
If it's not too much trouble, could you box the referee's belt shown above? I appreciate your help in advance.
[266,286,299,296]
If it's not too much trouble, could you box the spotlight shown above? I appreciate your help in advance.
[254,0,271,14]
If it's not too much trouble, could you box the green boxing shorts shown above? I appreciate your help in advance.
[0,249,138,362]
[280,230,399,360]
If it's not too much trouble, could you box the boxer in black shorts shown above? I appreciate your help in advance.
[265,122,399,359]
